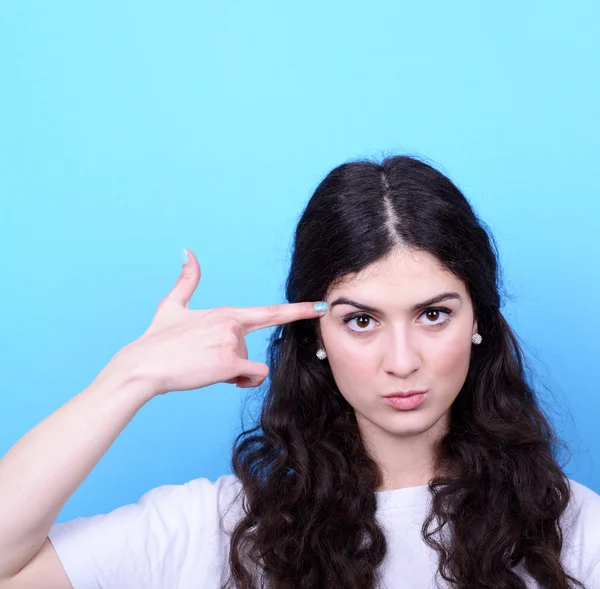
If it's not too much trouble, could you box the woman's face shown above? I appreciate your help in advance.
[318,247,478,439]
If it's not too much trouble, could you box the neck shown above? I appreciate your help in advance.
[357,410,450,491]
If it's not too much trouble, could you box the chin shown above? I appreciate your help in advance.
[382,422,431,437]
[377,415,430,434]
[384,408,445,430]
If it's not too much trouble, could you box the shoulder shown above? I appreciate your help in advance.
[562,477,600,535]
[50,473,245,549]
[48,474,246,589]
[564,477,600,520]
[142,472,243,501]
[137,473,244,526]
[560,478,600,583]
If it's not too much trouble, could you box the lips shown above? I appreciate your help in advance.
[383,390,427,398]
[384,393,427,410]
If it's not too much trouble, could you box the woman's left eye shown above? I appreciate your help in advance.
[342,307,453,335]
[421,307,453,327]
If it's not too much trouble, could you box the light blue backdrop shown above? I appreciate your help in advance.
[1,2,598,523]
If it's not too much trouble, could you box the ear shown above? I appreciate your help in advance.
[314,319,324,348]
[472,321,479,335]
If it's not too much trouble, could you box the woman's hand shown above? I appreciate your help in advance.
[104,248,327,400]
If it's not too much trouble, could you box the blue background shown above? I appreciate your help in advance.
[1,1,598,523]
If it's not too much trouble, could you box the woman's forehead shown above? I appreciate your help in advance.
[328,249,464,298]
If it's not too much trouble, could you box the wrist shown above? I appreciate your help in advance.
[91,345,157,406]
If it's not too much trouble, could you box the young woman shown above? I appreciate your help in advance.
[0,156,598,589]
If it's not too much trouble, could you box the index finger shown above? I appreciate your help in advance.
[232,301,328,334]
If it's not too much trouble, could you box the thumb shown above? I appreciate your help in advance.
[166,248,201,309]
[235,359,270,385]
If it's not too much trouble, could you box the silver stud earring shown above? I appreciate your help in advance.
[472,333,482,345]
[316,348,327,360]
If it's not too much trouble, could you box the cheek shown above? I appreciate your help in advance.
[328,341,379,377]
[325,337,379,396]
[427,329,472,381]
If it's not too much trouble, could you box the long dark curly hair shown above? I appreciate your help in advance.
[225,155,585,588]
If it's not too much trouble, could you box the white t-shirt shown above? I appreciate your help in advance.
[48,475,600,589]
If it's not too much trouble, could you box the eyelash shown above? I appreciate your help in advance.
[342,307,454,336]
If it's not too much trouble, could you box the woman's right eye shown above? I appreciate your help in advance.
[342,313,377,335]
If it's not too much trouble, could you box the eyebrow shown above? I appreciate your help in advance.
[329,291,464,314]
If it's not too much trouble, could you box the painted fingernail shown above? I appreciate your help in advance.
[313,302,328,313]
[181,248,189,266]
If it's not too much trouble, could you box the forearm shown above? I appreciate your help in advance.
[0,359,151,580]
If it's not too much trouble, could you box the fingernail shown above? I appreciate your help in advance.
[181,248,189,266]
[313,301,328,313]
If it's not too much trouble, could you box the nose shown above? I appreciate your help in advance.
[381,326,422,377]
